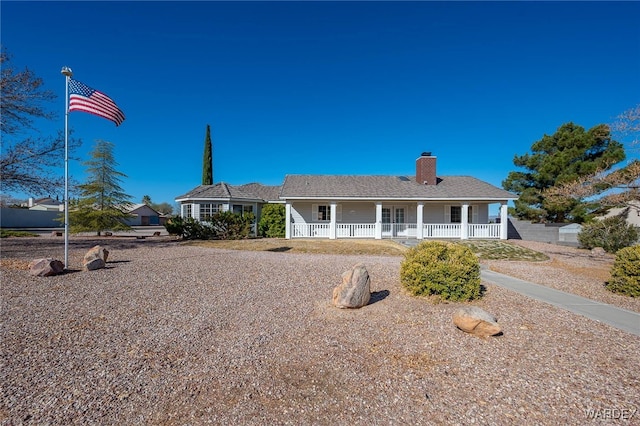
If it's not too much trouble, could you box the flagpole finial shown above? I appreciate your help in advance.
[61,66,73,77]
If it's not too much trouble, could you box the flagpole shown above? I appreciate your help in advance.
[61,66,73,269]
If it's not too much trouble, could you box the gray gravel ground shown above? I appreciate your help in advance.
[1,237,639,425]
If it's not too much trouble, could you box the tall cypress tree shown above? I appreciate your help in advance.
[202,124,213,185]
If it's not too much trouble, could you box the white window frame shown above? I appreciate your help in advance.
[445,205,478,223]
[312,204,342,222]
[183,204,192,218]
[199,203,222,221]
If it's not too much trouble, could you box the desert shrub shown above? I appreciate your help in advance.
[164,215,185,236]
[400,241,481,301]
[606,245,640,297]
[164,215,212,240]
[164,212,254,240]
[578,216,639,253]
[258,204,286,237]
[207,211,255,240]
[0,229,39,238]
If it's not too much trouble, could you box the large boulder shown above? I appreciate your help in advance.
[29,258,64,277]
[83,245,109,271]
[453,306,502,337]
[333,263,371,309]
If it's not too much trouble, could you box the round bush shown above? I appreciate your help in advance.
[578,216,639,253]
[400,241,481,301]
[606,245,640,297]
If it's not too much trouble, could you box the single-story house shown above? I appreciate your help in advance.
[123,203,162,226]
[175,182,282,222]
[602,200,640,227]
[175,153,518,240]
[23,197,64,212]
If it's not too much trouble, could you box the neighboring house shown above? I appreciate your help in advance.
[123,203,162,226]
[24,197,64,212]
[175,153,518,240]
[602,200,640,228]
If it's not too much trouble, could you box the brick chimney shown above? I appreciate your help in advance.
[416,152,437,185]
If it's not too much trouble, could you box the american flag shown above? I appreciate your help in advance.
[68,79,125,126]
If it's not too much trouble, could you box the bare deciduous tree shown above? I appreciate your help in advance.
[545,104,640,215]
[0,47,81,196]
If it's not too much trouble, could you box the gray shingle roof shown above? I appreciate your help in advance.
[237,183,283,202]
[175,182,281,202]
[280,175,517,201]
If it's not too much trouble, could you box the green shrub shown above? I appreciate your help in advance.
[207,211,255,240]
[606,245,640,297]
[0,229,39,238]
[164,215,212,239]
[164,215,185,236]
[165,212,255,240]
[578,216,639,253]
[400,241,481,301]
[258,204,286,237]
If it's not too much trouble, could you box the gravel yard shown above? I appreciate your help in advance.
[1,237,639,425]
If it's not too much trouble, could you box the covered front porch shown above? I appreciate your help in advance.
[285,201,510,240]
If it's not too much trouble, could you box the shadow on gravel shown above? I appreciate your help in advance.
[267,246,293,253]
[369,290,390,305]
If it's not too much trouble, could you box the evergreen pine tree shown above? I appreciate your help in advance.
[202,124,213,185]
[67,140,134,235]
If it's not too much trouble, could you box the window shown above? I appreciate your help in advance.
[312,204,341,221]
[450,206,462,223]
[446,205,477,223]
[183,204,192,218]
[317,205,330,221]
[199,203,222,220]
[233,204,254,217]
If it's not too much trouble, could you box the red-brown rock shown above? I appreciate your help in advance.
[29,258,64,277]
[453,306,502,337]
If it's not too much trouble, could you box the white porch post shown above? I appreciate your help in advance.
[461,203,469,239]
[500,202,508,240]
[285,202,291,239]
[329,202,337,239]
[416,202,424,239]
[375,202,382,239]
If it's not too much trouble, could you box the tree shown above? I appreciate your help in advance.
[0,49,55,133]
[151,202,173,215]
[202,124,213,185]
[258,204,286,237]
[502,122,625,223]
[142,195,152,205]
[612,104,640,151]
[545,105,640,214]
[67,140,134,235]
[1,48,81,196]
[577,216,638,253]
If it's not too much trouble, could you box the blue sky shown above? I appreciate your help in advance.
[3,1,639,212]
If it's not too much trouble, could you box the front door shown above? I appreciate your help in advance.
[395,207,406,236]
[382,206,405,237]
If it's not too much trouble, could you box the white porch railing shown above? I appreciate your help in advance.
[337,223,376,238]
[468,223,501,239]
[290,222,501,239]
[381,223,417,238]
[423,224,461,238]
[292,223,330,238]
